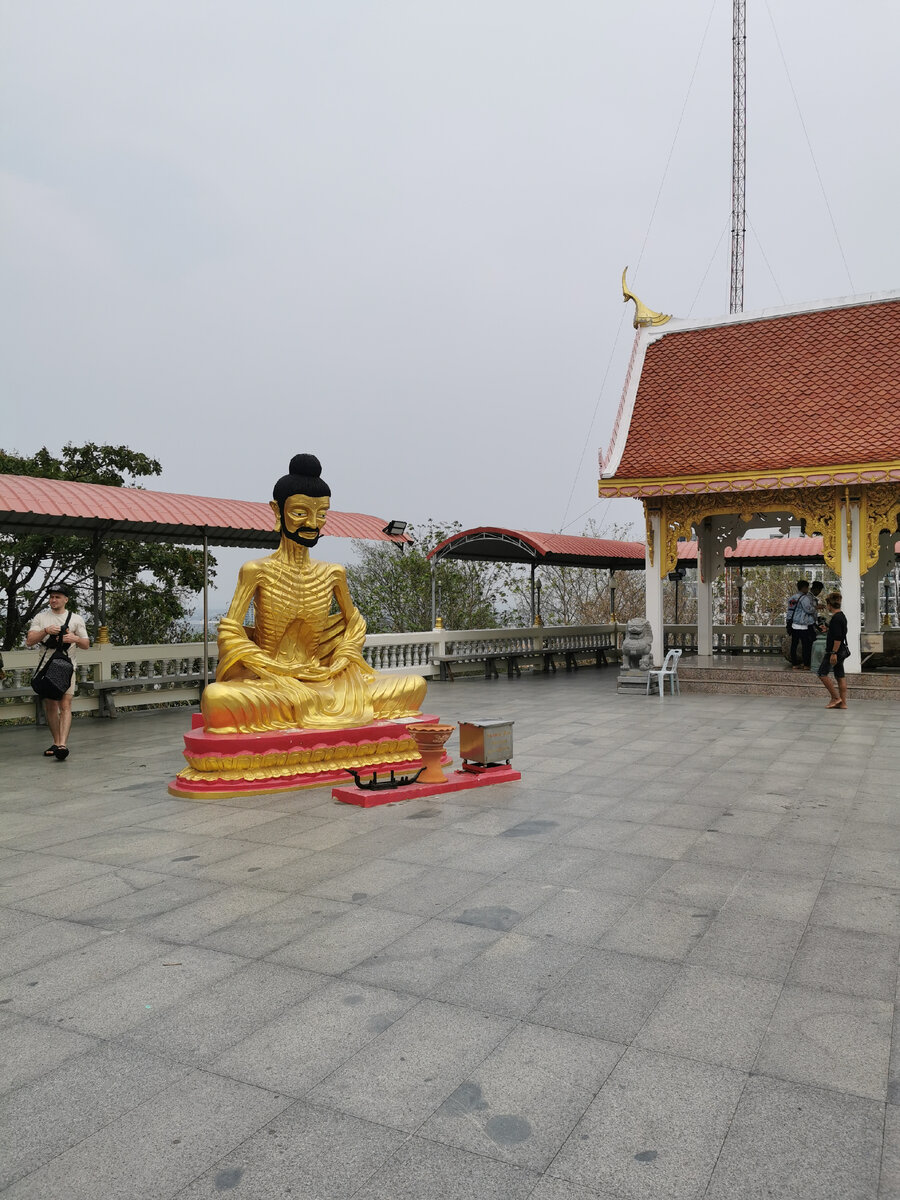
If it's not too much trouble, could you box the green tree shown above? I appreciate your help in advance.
[346,520,516,633]
[0,443,214,649]
[711,562,839,626]
[510,520,647,626]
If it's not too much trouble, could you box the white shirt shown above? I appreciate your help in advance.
[29,608,89,669]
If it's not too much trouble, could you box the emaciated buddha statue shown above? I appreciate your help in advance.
[201,454,426,735]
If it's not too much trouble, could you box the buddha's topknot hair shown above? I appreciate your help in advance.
[273,453,331,504]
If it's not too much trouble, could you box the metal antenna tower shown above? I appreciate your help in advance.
[729,0,747,313]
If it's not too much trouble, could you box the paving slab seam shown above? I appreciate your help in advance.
[17,962,340,1047]
[537,1049,749,1200]
[170,1098,419,1200]
[746,1064,891,1107]
[691,1075,886,1200]
[309,1012,627,1200]
[534,769,867,1196]
[739,826,888,1102]
[339,1129,529,1200]
[1,1061,256,1194]
[879,1100,893,1200]
[160,1083,299,1200]
[382,1001,630,1168]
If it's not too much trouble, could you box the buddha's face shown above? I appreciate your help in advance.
[270,494,330,548]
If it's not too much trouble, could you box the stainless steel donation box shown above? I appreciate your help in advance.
[459,719,514,767]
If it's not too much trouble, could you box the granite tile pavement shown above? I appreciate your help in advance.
[1,668,898,1198]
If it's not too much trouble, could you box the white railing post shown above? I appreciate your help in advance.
[431,625,447,673]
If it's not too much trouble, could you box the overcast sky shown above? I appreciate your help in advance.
[3,1,899,596]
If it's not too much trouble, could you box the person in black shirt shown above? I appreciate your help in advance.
[817,590,849,709]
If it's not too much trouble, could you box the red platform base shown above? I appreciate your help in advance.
[331,764,522,808]
[168,713,441,800]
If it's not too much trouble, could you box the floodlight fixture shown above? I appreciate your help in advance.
[382,520,407,538]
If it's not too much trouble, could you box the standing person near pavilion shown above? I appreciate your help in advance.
[787,579,818,670]
[818,591,850,709]
[25,584,91,760]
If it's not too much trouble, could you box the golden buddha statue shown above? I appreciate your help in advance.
[202,454,426,735]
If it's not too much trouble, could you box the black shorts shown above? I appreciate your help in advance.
[818,653,846,681]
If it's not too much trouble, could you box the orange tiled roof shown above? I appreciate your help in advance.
[607,297,900,483]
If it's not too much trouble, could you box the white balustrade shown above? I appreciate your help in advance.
[665,624,784,655]
[1,622,790,724]
[0,642,220,724]
[362,632,440,675]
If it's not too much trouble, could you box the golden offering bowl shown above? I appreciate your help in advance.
[408,722,455,783]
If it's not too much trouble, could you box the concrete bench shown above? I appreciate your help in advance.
[554,646,609,672]
[436,653,522,681]
[80,675,204,717]
[436,645,609,682]
[0,685,47,724]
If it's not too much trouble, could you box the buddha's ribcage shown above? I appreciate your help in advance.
[254,566,336,655]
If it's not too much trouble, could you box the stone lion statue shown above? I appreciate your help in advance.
[621,618,653,670]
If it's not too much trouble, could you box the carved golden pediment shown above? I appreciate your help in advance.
[645,489,843,578]
[861,483,900,572]
[644,508,657,567]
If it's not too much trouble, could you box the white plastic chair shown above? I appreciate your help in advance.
[647,648,682,699]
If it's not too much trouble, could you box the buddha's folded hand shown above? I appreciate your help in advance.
[250,654,328,681]
[284,661,331,681]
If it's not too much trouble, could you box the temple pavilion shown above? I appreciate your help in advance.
[600,289,900,671]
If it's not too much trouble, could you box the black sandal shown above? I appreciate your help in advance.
[54,746,70,761]
[43,745,59,757]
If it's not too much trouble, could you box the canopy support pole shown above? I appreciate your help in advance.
[430,559,437,628]
[91,531,100,634]
[530,562,536,625]
[202,529,210,692]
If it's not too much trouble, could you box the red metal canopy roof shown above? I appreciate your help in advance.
[601,294,900,496]
[429,528,899,570]
[0,474,407,548]
[429,527,647,569]
[677,537,825,562]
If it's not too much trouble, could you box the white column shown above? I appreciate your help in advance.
[645,509,664,668]
[696,522,714,657]
[839,497,863,675]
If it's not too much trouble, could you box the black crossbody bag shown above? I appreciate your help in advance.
[31,613,75,701]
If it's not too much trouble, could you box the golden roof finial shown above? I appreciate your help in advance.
[622,267,671,329]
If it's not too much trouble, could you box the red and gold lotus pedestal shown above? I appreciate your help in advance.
[167,713,442,800]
